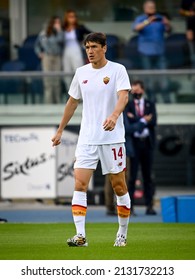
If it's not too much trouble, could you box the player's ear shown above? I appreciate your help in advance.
[103,45,107,53]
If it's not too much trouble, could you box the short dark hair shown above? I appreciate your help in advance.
[131,80,145,90]
[84,32,106,47]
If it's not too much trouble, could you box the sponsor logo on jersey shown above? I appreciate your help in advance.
[103,76,110,84]
[82,80,88,84]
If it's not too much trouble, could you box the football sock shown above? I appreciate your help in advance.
[116,193,131,238]
[72,191,87,237]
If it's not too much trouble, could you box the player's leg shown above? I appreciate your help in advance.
[100,144,131,246]
[67,144,98,247]
[73,168,93,235]
[109,171,131,246]
[67,168,93,247]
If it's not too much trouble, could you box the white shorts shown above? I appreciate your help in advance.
[74,143,126,175]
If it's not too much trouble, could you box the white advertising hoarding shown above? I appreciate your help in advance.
[57,129,93,197]
[1,127,56,199]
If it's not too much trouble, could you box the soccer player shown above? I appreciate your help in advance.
[52,32,131,247]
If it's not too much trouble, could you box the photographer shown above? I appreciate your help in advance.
[132,0,171,103]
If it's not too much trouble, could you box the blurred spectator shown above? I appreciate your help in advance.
[180,0,195,67]
[124,80,157,215]
[34,16,64,104]
[132,0,171,103]
[62,10,91,88]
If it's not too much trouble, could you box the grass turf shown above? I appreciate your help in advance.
[0,223,195,260]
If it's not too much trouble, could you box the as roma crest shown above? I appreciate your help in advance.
[103,76,110,84]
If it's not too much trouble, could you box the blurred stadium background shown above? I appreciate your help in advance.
[0,0,195,223]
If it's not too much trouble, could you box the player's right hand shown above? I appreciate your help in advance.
[51,131,62,146]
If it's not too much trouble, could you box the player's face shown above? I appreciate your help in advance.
[85,42,107,64]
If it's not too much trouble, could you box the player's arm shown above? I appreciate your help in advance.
[52,96,79,146]
[103,90,129,131]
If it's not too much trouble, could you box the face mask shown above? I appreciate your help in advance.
[133,93,143,100]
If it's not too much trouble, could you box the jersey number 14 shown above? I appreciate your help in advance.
[112,147,123,160]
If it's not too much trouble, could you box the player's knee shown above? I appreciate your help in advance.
[75,178,88,192]
[115,185,128,196]
[111,180,128,196]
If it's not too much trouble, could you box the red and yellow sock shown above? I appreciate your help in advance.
[72,191,87,237]
[117,205,130,218]
[72,204,87,216]
[116,193,131,237]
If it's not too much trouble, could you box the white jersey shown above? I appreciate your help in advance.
[68,60,131,145]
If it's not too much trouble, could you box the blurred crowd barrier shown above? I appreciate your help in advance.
[0,69,195,104]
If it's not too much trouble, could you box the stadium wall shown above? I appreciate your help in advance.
[0,104,194,197]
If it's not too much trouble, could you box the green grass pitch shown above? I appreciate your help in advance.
[0,223,195,260]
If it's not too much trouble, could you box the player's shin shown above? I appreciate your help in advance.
[116,192,131,238]
[72,191,87,237]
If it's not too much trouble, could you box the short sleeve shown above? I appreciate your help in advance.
[116,65,131,93]
[68,70,82,100]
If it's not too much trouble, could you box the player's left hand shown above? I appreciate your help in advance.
[103,114,118,131]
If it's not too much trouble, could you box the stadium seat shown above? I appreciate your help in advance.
[114,6,135,21]
[16,35,41,70]
[115,58,133,69]
[0,60,27,104]
[0,36,9,68]
[106,34,120,61]
[27,63,44,103]
[28,77,44,104]
[165,33,191,69]
[124,36,142,69]
[1,60,25,71]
